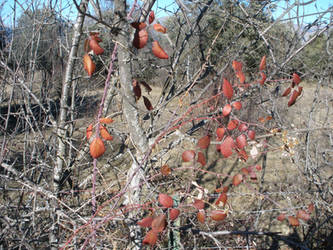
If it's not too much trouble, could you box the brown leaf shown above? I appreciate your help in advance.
[90,138,105,159]
[152,40,169,59]
[152,214,166,233]
[137,216,153,227]
[220,136,234,158]
[197,210,205,223]
[143,96,153,110]
[288,90,299,107]
[210,210,227,221]
[288,216,300,226]
[197,151,206,166]
[83,54,96,77]
[142,230,158,246]
[99,117,114,124]
[140,81,152,93]
[222,104,232,116]
[133,29,148,49]
[84,39,91,53]
[232,173,243,186]
[89,39,104,55]
[130,22,147,30]
[169,208,180,221]
[161,165,171,176]
[223,78,233,100]
[149,11,155,24]
[259,55,266,71]
[197,135,210,149]
[182,150,196,162]
[132,79,141,100]
[158,193,173,208]
[153,23,167,33]
[282,87,291,97]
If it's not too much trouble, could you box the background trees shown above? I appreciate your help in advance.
[0,0,332,249]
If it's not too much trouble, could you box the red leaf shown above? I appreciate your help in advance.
[182,150,196,162]
[238,123,248,132]
[83,54,96,77]
[236,71,245,84]
[90,138,105,159]
[260,72,266,85]
[158,193,173,208]
[259,55,266,71]
[210,210,227,221]
[297,86,303,97]
[152,40,169,59]
[197,152,206,166]
[247,130,256,140]
[232,173,243,186]
[89,32,102,42]
[220,136,234,158]
[142,230,158,246]
[133,29,148,49]
[236,134,247,149]
[227,119,239,130]
[293,73,301,85]
[89,39,104,55]
[140,81,152,93]
[296,210,310,221]
[132,79,141,100]
[161,165,171,176]
[277,213,286,221]
[232,60,243,72]
[86,124,93,140]
[99,117,113,124]
[169,208,180,221]
[288,216,300,226]
[143,96,153,110]
[153,23,167,33]
[223,78,233,100]
[282,87,291,97]
[197,211,205,223]
[197,135,210,149]
[308,203,315,213]
[216,127,225,140]
[131,22,147,30]
[215,192,227,206]
[238,149,248,161]
[241,167,249,175]
[152,214,166,233]
[255,165,262,171]
[232,101,242,110]
[193,199,205,210]
[99,125,113,141]
[288,90,299,107]
[149,11,155,24]
[222,104,232,116]
[137,216,153,227]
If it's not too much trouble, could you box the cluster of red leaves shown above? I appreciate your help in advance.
[282,73,303,107]
[132,79,154,110]
[277,203,314,227]
[83,33,104,76]
[86,118,113,159]
[232,165,262,187]
[131,11,169,59]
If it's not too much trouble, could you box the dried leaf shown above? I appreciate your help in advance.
[193,199,205,210]
[216,127,225,140]
[215,192,227,206]
[293,73,301,85]
[158,194,173,208]
[197,135,210,149]
[222,104,232,116]
[89,39,104,55]
[197,152,206,166]
[282,87,291,97]
[137,216,153,227]
[169,208,180,221]
[99,125,113,141]
[140,81,152,93]
[260,72,266,85]
[236,134,247,149]
[161,165,171,176]
[210,210,227,221]
[153,23,167,33]
[99,117,113,124]
[142,230,158,246]
[152,40,169,59]
[227,119,239,130]
[232,101,242,110]
[133,29,148,49]
[288,216,300,226]
[143,96,153,110]
[152,214,166,233]
[197,211,205,223]
[259,55,266,71]
[131,22,147,30]
[296,210,310,221]
[86,124,93,140]
[182,150,196,162]
[83,54,96,77]
[232,173,243,186]
[220,136,234,158]
[149,11,155,24]
[288,90,299,107]
[223,78,233,100]
[90,138,105,159]
[132,79,141,100]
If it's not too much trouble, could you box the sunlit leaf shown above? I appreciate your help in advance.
[238,123,248,132]
[197,135,210,149]
[152,40,169,59]
[149,11,155,24]
[236,71,245,84]
[215,192,227,206]
[153,23,167,33]
[182,150,196,162]
[89,39,104,55]
[90,138,105,159]
[259,55,266,71]
[238,149,248,161]
[133,29,149,49]
[222,104,232,116]
[99,125,113,141]
[223,78,233,100]
[83,54,96,77]
[255,165,262,171]
[260,72,266,85]
[232,101,242,110]
[99,117,114,124]
[288,216,300,226]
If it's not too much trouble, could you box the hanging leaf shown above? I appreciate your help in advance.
[223,78,233,100]
[297,86,303,97]
[130,22,147,30]
[282,87,291,97]
[247,130,256,140]
[153,23,167,33]
[210,210,227,221]
[222,104,232,116]
[137,216,153,228]
[182,150,196,162]
[216,127,225,140]
[152,40,169,59]
[238,123,248,132]
[89,39,104,55]
[220,136,234,158]
[169,208,180,221]
[259,55,266,71]
[236,134,247,149]
[215,192,227,206]
[83,54,96,77]
[232,60,243,72]
[143,96,153,110]
[197,151,206,166]
[140,81,152,93]
[133,29,149,49]
[197,135,210,149]
[277,213,286,221]
[149,11,155,24]
[260,72,266,85]
[296,210,310,221]
[193,199,205,210]
[86,124,93,140]
[99,117,113,124]
[152,214,166,233]
[132,79,141,100]
[292,73,301,85]
[99,125,113,141]
[236,71,245,84]
[197,211,205,223]
[288,90,299,107]
[227,119,239,130]
[142,230,158,246]
[158,193,174,208]
[232,173,243,186]
[161,165,171,176]
[90,138,105,159]
[232,101,242,110]
[288,216,300,226]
